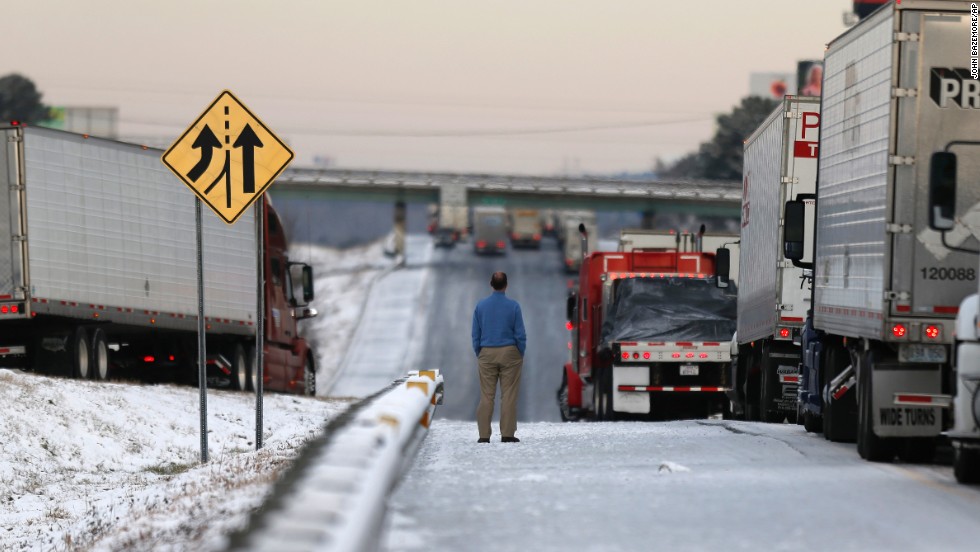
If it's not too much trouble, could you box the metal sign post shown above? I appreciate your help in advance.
[195,198,209,463]
[255,200,265,450]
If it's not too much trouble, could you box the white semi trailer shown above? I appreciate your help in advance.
[729,96,820,424]
[784,0,980,462]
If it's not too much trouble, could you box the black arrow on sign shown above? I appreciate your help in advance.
[233,124,264,194]
[186,124,221,182]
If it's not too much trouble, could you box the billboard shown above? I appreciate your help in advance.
[797,60,823,97]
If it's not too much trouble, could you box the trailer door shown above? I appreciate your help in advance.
[900,9,980,318]
[0,128,26,303]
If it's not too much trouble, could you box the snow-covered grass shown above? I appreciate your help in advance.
[0,238,399,551]
[289,239,396,394]
[0,370,349,551]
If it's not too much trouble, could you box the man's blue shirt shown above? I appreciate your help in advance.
[472,291,527,357]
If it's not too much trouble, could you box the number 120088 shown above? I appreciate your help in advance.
[920,267,976,281]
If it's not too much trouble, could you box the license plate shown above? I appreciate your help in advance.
[680,365,699,376]
[898,344,947,363]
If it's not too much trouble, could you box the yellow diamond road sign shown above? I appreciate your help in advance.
[162,90,293,224]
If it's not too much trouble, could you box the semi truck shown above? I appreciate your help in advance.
[508,208,543,249]
[472,206,508,255]
[0,124,318,395]
[727,96,819,424]
[783,0,980,461]
[558,226,737,421]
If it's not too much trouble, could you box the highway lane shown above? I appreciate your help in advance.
[416,237,572,425]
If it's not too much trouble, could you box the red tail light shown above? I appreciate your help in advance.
[11,305,18,313]
[143,355,155,363]
[169,355,176,361]
[632,352,640,359]
[496,241,506,249]
[699,353,709,359]
[565,321,574,331]
[477,240,487,248]
[0,305,7,314]
[672,353,681,358]
[779,328,790,338]
[621,352,630,360]
[567,341,572,350]
[642,352,651,359]
[533,234,541,241]
[892,324,907,338]
[685,352,695,358]
[924,325,940,339]
[512,233,519,240]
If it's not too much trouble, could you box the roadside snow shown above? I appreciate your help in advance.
[289,239,396,395]
[0,370,348,551]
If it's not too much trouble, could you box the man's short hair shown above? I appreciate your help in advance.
[491,272,507,290]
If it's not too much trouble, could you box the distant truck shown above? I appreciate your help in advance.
[558,226,737,421]
[434,205,468,248]
[0,125,318,395]
[784,0,980,462]
[727,96,819,424]
[508,208,543,249]
[472,206,508,255]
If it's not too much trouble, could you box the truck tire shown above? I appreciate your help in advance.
[304,355,316,396]
[954,446,980,484]
[759,351,781,423]
[857,350,894,462]
[742,348,760,422]
[70,326,91,379]
[803,410,822,433]
[91,328,110,381]
[593,368,612,421]
[247,347,259,392]
[558,369,573,422]
[822,343,856,443]
[230,344,249,392]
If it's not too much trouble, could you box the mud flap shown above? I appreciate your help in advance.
[613,365,650,414]
[872,366,942,438]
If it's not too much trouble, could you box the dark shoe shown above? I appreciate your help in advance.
[501,437,520,443]
[477,437,490,443]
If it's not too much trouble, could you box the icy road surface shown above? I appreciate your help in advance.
[384,419,980,552]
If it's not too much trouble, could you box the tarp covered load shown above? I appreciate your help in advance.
[600,277,737,347]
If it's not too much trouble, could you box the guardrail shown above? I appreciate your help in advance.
[227,369,445,552]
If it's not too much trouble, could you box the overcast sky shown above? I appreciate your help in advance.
[5,0,853,175]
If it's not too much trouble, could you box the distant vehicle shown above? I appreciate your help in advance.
[433,205,468,248]
[509,209,543,249]
[540,209,558,237]
[785,0,980,465]
[0,125,318,395]
[728,96,819,425]
[558,225,736,421]
[472,206,508,255]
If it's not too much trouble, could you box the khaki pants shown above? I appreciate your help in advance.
[476,345,523,439]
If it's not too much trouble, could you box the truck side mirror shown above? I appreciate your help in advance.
[929,151,957,231]
[783,200,806,261]
[715,247,730,288]
[302,265,315,303]
[566,292,577,322]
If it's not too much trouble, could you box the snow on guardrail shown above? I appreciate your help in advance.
[226,369,444,552]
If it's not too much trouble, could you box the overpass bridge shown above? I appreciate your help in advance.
[274,168,742,217]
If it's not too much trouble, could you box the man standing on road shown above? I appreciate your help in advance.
[472,271,527,443]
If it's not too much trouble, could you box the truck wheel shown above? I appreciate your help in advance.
[759,353,780,423]
[803,410,822,433]
[230,344,249,392]
[558,370,572,422]
[857,350,894,462]
[304,355,316,396]
[70,327,91,379]
[247,347,259,392]
[91,328,110,381]
[954,446,980,484]
[593,369,612,421]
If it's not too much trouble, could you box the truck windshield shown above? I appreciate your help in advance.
[600,277,737,345]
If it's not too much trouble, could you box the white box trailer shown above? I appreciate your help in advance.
[783,0,980,460]
[730,96,820,422]
[0,125,259,380]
